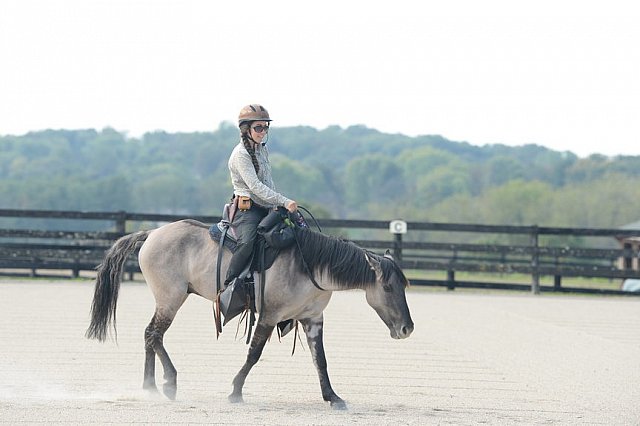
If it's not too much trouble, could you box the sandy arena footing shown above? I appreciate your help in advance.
[0,279,639,425]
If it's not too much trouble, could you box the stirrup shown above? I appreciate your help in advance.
[220,279,251,323]
[277,319,295,337]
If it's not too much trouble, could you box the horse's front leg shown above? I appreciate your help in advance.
[300,316,347,410]
[229,322,274,403]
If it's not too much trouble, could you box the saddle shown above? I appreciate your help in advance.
[208,223,281,273]
[209,203,300,341]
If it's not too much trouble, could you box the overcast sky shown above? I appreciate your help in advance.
[1,0,638,157]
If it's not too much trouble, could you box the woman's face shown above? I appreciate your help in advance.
[249,120,269,145]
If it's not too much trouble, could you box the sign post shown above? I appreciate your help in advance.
[389,220,407,261]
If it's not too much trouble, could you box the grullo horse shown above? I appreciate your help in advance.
[86,219,414,409]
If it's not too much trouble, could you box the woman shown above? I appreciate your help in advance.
[224,104,298,286]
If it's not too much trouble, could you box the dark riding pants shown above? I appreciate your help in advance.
[224,205,269,284]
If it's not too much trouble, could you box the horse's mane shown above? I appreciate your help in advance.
[291,228,408,289]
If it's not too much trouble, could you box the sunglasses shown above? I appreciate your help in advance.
[252,125,269,133]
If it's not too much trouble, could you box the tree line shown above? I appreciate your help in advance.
[1,125,640,234]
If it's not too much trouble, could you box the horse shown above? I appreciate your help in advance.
[85,218,414,409]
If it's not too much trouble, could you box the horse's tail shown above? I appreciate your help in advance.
[85,230,151,342]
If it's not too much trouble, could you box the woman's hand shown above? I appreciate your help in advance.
[285,200,298,212]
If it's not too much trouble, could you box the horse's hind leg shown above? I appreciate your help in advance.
[144,310,181,400]
[143,319,158,393]
[229,322,274,403]
[300,316,347,410]
[143,313,169,393]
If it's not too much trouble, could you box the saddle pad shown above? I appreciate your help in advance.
[208,223,238,253]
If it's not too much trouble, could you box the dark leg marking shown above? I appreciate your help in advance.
[143,313,178,399]
[229,322,274,404]
[143,320,158,393]
[301,317,347,410]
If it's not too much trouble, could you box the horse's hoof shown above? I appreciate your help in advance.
[330,399,347,410]
[228,393,244,404]
[143,385,159,394]
[163,384,177,400]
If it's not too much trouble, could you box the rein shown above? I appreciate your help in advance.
[214,219,229,338]
[291,207,326,292]
[298,205,322,233]
[292,229,325,291]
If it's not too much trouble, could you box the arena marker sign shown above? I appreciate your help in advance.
[389,219,407,234]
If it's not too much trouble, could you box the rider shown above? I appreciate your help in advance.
[224,104,298,286]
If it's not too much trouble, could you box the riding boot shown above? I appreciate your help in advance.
[225,204,268,285]
[225,242,253,283]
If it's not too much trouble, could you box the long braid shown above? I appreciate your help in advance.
[240,124,260,174]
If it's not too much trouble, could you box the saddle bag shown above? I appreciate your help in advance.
[257,207,296,249]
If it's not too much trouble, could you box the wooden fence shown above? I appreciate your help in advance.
[1,209,640,296]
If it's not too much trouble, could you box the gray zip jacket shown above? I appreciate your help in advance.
[228,141,292,209]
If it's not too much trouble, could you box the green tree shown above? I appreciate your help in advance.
[1,126,639,228]
[485,156,525,186]
[480,180,554,225]
[415,166,471,206]
[344,154,405,207]
[270,155,325,206]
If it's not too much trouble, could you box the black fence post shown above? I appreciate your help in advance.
[115,210,127,234]
[553,255,562,290]
[553,275,562,290]
[447,270,456,290]
[531,225,540,295]
[622,243,633,270]
[389,220,407,262]
[394,233,403,262]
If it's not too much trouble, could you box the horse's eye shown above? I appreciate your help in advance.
[382,284,393,293]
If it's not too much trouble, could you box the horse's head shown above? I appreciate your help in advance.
[364,251,414,339]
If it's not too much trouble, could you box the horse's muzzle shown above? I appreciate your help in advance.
[391,322,414,339]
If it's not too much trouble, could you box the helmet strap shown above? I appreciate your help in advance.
[246,134,262,148]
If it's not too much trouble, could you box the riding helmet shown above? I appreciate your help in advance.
[238,104,271,126]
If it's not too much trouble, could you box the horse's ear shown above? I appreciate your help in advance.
[384,249,394,261]
[365,252,383,280]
